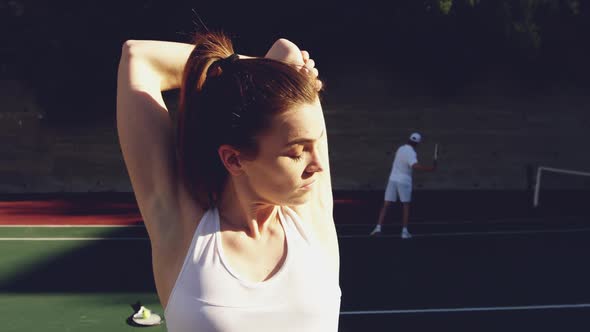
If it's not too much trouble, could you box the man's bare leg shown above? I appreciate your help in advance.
[401,202,412,239]
[370,201,392,235]
[402,203,410,228]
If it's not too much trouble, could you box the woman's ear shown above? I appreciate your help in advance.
[218,144,244,176]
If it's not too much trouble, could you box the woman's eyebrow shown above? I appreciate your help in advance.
[284,129,325,146]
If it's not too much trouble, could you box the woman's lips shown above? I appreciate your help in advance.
[301,179,316,189]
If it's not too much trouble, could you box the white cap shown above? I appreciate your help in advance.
[409,132,422,143]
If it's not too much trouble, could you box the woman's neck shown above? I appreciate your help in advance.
[218,180,280,239]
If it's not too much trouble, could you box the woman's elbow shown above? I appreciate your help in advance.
[121,40,135,57]
[121,40,149,60]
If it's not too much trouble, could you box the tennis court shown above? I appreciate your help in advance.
[1,189,589,331]
[4,2,590,330]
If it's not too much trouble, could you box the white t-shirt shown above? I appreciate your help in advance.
[388,144,418,185]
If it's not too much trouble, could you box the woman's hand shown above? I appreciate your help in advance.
[300,49,322,91]
[265,39,322,91]
[264,38,304,65]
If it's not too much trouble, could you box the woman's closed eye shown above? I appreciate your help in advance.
[287,146,305,161]
[290,154,303,162]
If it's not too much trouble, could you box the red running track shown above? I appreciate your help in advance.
[0,194,370,226]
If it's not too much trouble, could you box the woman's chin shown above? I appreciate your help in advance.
[286,190,313,206]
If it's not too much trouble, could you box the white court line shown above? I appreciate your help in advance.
[0,215,583,228]
[1,227,589,241]
[340,303,590,315]
[335,216,585,227]
[339,227,590,238]
[0,237,149,241]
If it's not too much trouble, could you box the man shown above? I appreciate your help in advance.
[370,132,437,239]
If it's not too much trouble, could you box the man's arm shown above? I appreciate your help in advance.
[412,160,437,172]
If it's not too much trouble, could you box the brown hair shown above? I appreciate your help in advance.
[178,31,318,208]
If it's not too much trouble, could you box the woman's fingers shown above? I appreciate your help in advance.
[301,50,310,62]
[305,64,322,91]
[300,51,322,91]
[302,58,317,76]
[310,67,319,78]
[315,80,323,91]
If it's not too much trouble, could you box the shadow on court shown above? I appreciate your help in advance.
[0,228,155,293]
[334,189,590,225]
[337,230,590,331]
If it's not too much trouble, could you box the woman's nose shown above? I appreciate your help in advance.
[305,149,324,173]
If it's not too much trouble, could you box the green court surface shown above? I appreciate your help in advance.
[0,293,164,332]
[0,226,163,332]
[0,226,148,239]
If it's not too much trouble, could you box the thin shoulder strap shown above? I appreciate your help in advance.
[280,206,316,244]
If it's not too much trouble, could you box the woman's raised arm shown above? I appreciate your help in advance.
[116,40,197,241]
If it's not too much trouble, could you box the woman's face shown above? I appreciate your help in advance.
[241,99,325,206]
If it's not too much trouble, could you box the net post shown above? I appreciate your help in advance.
[533,167,543,207]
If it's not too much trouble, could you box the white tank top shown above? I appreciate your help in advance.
[164,206,341,332]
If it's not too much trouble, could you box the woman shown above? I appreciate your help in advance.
[116,31,340,331]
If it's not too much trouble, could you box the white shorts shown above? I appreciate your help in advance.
[384,180,412,203]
